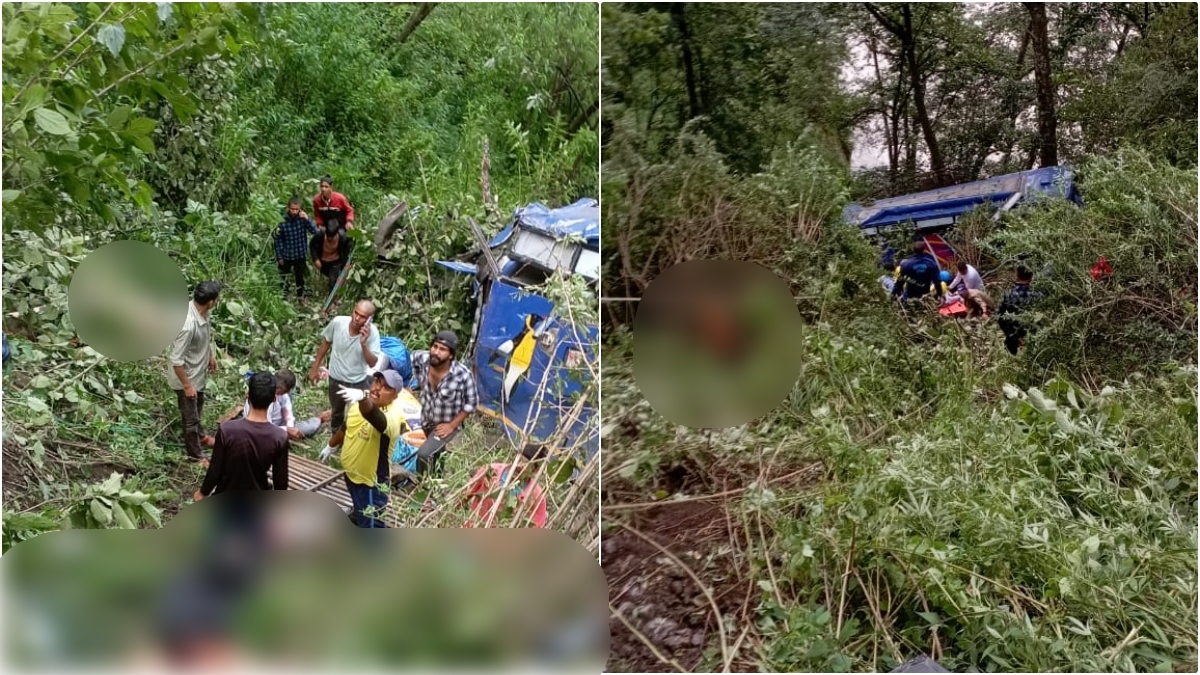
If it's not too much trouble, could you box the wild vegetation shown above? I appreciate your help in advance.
[2,3,599,549]
[602,2,1196,672]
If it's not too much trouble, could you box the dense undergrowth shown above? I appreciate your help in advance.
[3,3,598,548]
[601,135,1197,671]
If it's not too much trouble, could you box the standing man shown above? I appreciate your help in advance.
[411,330,479,477]
[997,265,1041,355]
[312,175,355,232]
[310,300,383,460]
[169,281,221,465]
[194,371,290,500]
[309,220,353,293]
[891,240,943,303]
[273,198,317,300]
[326,370,407,528]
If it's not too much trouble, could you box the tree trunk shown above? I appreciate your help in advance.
[1025,2,1058,167]
[899,5,946,185]
[865,3,946,185]
[398,3,438,44]
[671,5,702,119]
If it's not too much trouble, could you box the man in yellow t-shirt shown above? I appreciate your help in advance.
[328,369,407,528]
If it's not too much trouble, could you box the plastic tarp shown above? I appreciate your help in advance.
[512,198,599,249]
[435,198,600,274]
[844,166,1080,235]
[474,278,598,461]
[379,336,417,390]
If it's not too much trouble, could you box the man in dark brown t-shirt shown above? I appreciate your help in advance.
[195,372,290,499]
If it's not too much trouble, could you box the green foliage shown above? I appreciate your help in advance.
[603,3,854,175]
[978,148,1198,380]
[2,2,262,232]
[2,2,598,542]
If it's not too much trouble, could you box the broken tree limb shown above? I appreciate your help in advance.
[467,217,503,280]
[398,3,438,44]
[373,200,409,257]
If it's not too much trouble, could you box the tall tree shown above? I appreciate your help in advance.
[1024,2,1058,167]
[864,3,948,185]
[669,4,702,119]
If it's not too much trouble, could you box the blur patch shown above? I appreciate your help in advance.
[67,240,186,362]
[633,260,804,428]
[1,492,609,673]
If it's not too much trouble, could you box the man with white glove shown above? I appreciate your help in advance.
[324,369,407,528]
[319,386,369,462]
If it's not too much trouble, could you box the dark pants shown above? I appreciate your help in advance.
[997,314,1027,355]
[318,259,345,290]
[344,475,389,528]
[277,258,307,297]
[174,389,207,460]
[415,427,460,477]
[329,376,372,433]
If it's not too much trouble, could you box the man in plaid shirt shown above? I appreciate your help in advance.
[411,330,479,477]
[273,198,317,299]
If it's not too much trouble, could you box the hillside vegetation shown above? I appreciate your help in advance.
[601,3,1197,672]
[3,3,599,547]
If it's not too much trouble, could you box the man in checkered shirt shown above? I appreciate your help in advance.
[272,197,317,299]
[411,330,479,477]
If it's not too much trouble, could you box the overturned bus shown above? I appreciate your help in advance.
[844,166,1082,292]
[436,198,600,463]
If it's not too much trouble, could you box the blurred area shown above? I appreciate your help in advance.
[2,492,609,672]
[633,260,805,428]
[66,240,188,362]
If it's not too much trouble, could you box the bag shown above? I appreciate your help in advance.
[379,336,417,389]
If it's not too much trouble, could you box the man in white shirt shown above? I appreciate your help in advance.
[307,300,383,460]
[168,281,221,465]
[949,260,993,318]
[218,369,330,440]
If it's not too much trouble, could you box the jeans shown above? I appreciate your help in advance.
[415,427,460,477]
[294,416,323,437]
[344,475,389,528]
[174,388,207,460]
[277,258,307,297]
[329,377,372,433]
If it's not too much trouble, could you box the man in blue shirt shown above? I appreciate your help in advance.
[891,240,943,303]
[273,198,316,300]
[997,266,1041,354]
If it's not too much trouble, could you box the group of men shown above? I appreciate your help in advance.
[271,175,356,300]
[889,239,1042,354]
[167,280,545,528]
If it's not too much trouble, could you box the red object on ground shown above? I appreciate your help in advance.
[464,463,548,528]
[1091,256,1113,281]
[939,300,969,317]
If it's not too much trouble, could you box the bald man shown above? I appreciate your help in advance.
[308,300,384,457]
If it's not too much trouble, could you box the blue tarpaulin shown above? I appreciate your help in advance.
[435,198,599,278]
[845,166,1081,236]
[473,279,598,460]
[379,336,417,390]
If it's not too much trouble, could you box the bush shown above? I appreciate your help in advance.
[978,148,1198,382]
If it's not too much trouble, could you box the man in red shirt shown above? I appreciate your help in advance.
[313,175,355,232]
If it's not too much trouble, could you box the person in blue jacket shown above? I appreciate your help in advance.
[891,240,944,303]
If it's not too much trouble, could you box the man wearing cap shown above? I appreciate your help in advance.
[411,330,479,477]
[310,300,382,460]
[326,369,407,528]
